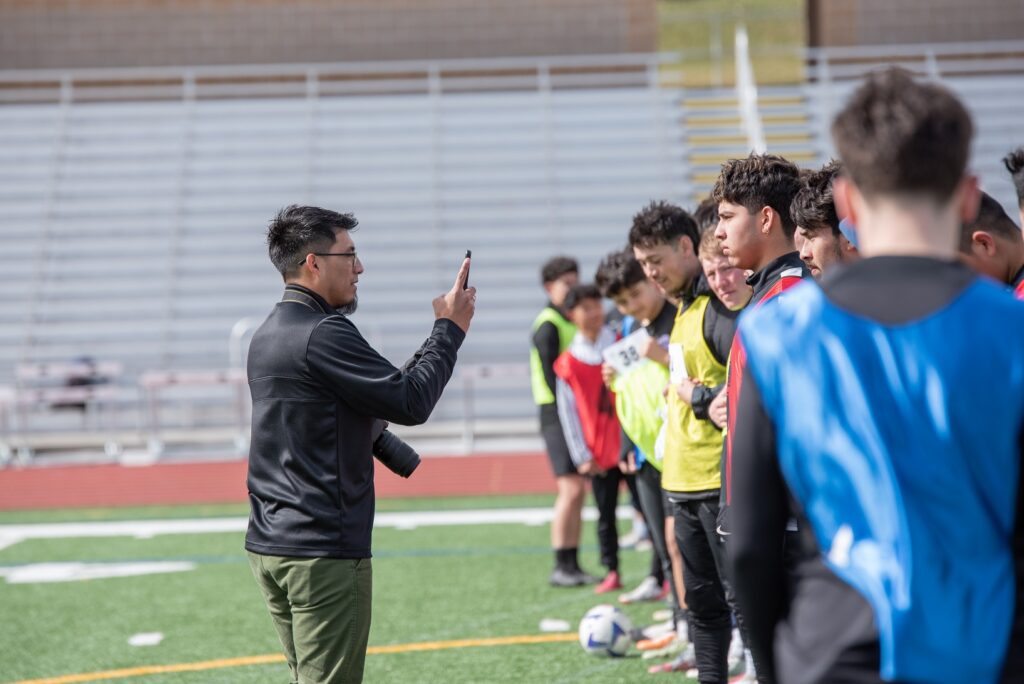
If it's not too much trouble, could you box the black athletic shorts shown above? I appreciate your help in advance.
[539,404,576,477]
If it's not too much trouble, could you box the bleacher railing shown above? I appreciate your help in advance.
[3,41,1022,464]
[2,40,1021,105]
[0,362,533,466]
[805,39,1024,84]
[0,53,681,105]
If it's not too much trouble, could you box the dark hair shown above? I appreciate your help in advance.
[628,200,700,254]
[563,283,602,311]
[540,256,579,284]
[1004,147,1024,208]
[960,191,1023,251]
[267,205,358,279]
[693,196,719,234]
[711,153,802,237]
[698,225,726,260]
[791,160,842,237]
[594,248,646,298]
[831,68,973,203]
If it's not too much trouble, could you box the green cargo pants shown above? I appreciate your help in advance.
[248,553,373,684]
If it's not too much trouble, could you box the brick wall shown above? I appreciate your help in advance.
[0,0,656,70]
[809,0,1024,46]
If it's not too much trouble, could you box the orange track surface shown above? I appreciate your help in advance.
[0,452,554,510]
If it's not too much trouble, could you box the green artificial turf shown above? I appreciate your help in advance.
[0,494,557,525]
[0,497,697,683]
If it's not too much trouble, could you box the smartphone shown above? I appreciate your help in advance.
[463,250,472,290]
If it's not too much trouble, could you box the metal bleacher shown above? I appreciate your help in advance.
[0,54,691,459]
[802,40,1024,218]
[687,39,1024,214]
[1,41,1022,462]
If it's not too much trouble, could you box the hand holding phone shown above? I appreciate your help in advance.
[432,250,476,333]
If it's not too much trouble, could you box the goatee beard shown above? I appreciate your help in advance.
[336,295,358,316]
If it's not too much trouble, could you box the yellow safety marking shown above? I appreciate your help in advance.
[369,633,577,654]
[691,172,724,184]
[770,150,818,161]
[689,152,748,165]
[685,117,742,128]
[762,114,809,125]
[9,633,578,684]
[759,96,805,106]
[684,98,738,109]
[9,656,285,684]
[689,134,748,145]
[765,132,813,143]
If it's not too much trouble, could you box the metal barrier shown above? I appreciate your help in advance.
[0,52,679,105]
[0,361,534,465]
[805,40,1024,84]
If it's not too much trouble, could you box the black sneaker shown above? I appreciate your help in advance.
[549,567,586,587]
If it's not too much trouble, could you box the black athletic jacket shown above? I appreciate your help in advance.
[719,252,810,523]
[245,284,464,559]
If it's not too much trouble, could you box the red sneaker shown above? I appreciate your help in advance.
[594,570,622,594]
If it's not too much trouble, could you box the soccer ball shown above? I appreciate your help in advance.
[578,604,632,657]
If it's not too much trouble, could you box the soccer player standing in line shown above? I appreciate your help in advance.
[710,153,810,540]
[791,160,859,278]
[595,248,678,605]
[530,257,597,587]
[958,191,1024,298]
[629,202,746,681]
[553,284,624,594]
[728,68,1024,683]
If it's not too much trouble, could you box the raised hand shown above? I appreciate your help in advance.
[433,257,476,333]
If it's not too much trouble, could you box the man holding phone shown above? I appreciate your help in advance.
[246,205,475,683]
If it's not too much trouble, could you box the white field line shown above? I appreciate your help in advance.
[0,505,633,550]
[0,561,197,584]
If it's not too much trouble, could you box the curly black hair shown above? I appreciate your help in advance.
[627,200,700,254]
[594,248,646,298]
[791,160,842,237]
[711,153,802,237]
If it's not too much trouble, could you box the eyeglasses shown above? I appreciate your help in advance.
[302,251,359,266]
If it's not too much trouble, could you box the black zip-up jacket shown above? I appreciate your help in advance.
[719,252,810,521]
[245,284,465,559]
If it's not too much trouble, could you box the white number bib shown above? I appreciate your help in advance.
[602,328,651,375]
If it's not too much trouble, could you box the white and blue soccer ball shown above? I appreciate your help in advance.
[578,604,633,657]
